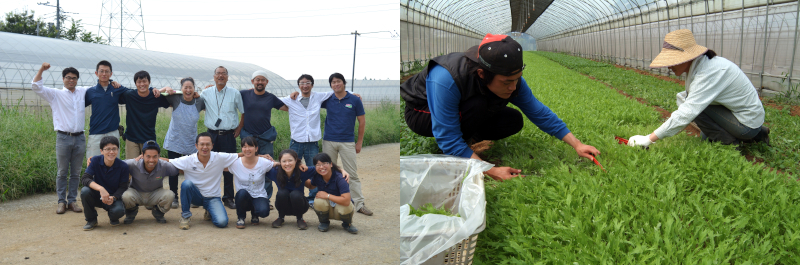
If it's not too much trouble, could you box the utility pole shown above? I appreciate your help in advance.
[351,30,360,92]
[38,0,76,38]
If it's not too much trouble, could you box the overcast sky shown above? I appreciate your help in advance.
[0,0,399,81]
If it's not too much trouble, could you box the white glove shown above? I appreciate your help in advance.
[628,135,653,148]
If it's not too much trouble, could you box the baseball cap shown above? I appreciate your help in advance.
[141,140,160,154]
[465,33,524,76]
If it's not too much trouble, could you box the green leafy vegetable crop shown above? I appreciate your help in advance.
[408,203,461,217]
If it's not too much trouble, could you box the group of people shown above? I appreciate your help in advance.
[32,60,370,234]
[401,30,770,180]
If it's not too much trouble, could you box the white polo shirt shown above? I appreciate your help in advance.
[170,152,238,198]
[280,91,334,142]
[228,157,274,198]
[31,79,90,133]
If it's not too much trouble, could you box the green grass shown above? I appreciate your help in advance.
[0,101,400,202]
[536,51,800,176]
[400,52,800,263]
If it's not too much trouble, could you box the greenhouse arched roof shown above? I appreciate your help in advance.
[0,31,294,95]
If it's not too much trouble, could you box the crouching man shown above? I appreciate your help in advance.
[80,136,129,230]
[121,141,179,224]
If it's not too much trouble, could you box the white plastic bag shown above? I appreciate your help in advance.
[399,154,494,265]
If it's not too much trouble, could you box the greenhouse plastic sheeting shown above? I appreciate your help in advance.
[399,154,493,265]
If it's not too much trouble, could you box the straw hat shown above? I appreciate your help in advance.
[649,29,708,68]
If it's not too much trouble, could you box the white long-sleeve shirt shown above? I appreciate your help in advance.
[654,55,764,139]
[279,91,334,142]
[31,79,90,133]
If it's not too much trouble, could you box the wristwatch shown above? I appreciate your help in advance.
[327,194,330,199]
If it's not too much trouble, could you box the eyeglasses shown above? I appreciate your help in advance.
[315,162,331,167]
[214,72,228,76]
[64,76,78,81]
[299,82,313,86]
[97,70,111,74]
[103,147,119,152]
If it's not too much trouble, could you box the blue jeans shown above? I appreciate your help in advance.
[234,189,269,220]
[242,130,274,202]
[290,140,319,202]
[80,187,125,222]
[180,180,228,228]
[56,133,85,204]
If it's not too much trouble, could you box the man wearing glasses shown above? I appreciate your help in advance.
[200,66,245,209]
[118,70,170,159]
[320,73,370,216]
[80,136,129,230]
[84,60,125,159]
[401,33,600,181]
[31,62,94,214]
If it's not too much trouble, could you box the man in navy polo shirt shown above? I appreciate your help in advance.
[80,136,129,230]
[235,70,288,208]
[119,70,171,159]
[320,73,369,216]
[84,60,126,159]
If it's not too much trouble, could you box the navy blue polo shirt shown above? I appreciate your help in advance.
[321,92,365,142]
[265,167,313,192]
[240,90,285,135]
[309,169,349,196]
[121,87,170,143]
[85,79,129,135]
[85,155,130,197]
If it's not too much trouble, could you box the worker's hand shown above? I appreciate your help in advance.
[290,91,300,100]
[484,166,524,181]
[41,62,51,71]
[234,127,241,137]
[259,154,273,161]
[110,81,121,88]
[315,191,329,199]
[341,170,350,183]
[299,164,308,172]
[354,93,362,101]
[574,144,600,161]
[205,84,214,89]
[628,135,653,148]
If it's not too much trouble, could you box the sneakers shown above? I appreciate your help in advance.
[272,218,284,228]
[83,220,98,231]
[236,218,246,229]
[110,219,121,227]
[171,197,179,209]
[357,205,373,216]
[223,198,236,209]
[204,210,211,221]
[67,202,82,213]
[297,219,308,230]
[342,222,359,234]
[251,216,259,225]
[179,217,191,230]
[56,202,67,214]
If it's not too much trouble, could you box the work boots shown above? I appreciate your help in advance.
[340,212,358,234]
[123,207,139,224]
[152,207,167,223]
[315,210,330,232]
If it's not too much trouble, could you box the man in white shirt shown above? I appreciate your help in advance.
[281,74,333,206]
[31,62,89,215]
[169,132,239,229]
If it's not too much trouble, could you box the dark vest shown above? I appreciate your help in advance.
[400,52,521,112]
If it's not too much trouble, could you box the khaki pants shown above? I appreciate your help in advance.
[125,140,144,160]
[86,131,120,159]
[313,198,354,221]
[322,140,364,211]
[121,188,175,214]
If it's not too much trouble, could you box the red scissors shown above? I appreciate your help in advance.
[589,154,605,172]
[616,136,649,150]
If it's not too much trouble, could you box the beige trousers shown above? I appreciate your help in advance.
[313,198,354,221]
[321,140,364,211]
[121,188,175,214]
[125,140,144,160]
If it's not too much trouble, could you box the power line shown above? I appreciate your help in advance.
[78,23,394,39]
[144,8,397,22]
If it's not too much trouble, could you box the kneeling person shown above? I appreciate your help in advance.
[121,141,179,224]
[81,136,129,230]
[305,153,357,234]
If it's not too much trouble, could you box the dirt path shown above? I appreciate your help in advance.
[0,143,400,264]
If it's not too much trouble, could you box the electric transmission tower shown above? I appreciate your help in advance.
[99,0,147,49]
